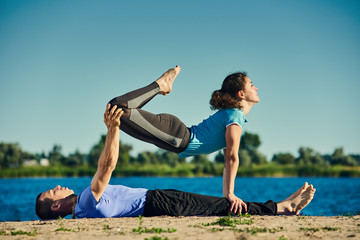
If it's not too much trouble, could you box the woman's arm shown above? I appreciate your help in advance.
[223,124,247,215]
[91,104,123,201]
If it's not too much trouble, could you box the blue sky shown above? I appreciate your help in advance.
[1,0,359,159]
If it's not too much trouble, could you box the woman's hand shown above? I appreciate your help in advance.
[104,104,123,129]
[226,193,247,215]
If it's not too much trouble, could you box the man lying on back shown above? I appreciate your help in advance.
[36,104,316,220]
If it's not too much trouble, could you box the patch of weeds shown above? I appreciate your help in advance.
[145,237,169,240]
[0,230,37,236]
[245,227,283,235]
[322,227,341,231]
[11,229,37,236]
[299,227,320,232]
[298,216,305,220]
[279,237,288,240]
[203,214,253,227]
[211,227,225,232]
[132,215,176,234]
[340,213,354,219]
[299,227,341,232]
[103,224,111,235]
[55,218,75,232]
[77,226,89,231]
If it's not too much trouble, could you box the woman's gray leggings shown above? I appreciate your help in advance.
[108,82,191,154]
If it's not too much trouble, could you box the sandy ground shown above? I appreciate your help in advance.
[0,215,359,240]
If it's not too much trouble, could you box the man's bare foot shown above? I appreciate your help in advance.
[283,182,309,201]
[277,184,316,215]
[155,65,181,95]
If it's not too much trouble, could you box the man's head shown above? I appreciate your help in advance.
[35,185,76,220]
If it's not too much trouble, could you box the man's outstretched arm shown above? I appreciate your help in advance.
[91,104,123,201]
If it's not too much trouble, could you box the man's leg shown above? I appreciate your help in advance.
[108,66,190,153]
[143,189,277,217]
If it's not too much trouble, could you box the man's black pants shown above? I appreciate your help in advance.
[143,189,277,217]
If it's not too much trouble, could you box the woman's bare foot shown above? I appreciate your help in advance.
[155,65,181,95]
[277,184,316,215]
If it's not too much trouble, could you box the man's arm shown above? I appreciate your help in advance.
[91,104,123,201]
[223,124,247,214]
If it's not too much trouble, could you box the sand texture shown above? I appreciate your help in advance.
[0,215,359,240]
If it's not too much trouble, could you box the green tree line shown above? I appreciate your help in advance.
[1,132,359,177]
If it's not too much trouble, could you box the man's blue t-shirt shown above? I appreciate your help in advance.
[74,184,148,218]
[179,108,246,158]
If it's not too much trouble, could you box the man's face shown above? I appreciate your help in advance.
[39,185,74,201]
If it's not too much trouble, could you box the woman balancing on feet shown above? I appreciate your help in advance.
[109,65,260,215]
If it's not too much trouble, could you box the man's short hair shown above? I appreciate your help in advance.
[35,193,59,220]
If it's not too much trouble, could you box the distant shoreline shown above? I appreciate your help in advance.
[1,164,360,178]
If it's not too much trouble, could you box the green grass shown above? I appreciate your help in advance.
[132,215,176,234]
[144,237,169,240]
[299,227,319,232]
[0,229,37,236]
[11,229,37,236]
[203,214,253,227]
[299,227,341,232]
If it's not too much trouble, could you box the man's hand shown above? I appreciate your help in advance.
[226,193,247,215]
[104,104,123,128]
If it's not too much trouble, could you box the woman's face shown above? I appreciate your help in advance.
[243,77,260,103]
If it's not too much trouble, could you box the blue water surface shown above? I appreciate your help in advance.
[0,177,359,221]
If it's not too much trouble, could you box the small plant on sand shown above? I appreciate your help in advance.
[132,215,176,234]
[299,227,341,232]
[299,227,319,232]
[11,229,37,236]
[55,218,75,232]
[241,227,283,235]
[322,227,341,231]
[203,214,253,227]
[103,224,111,235]
[145,237,169,240]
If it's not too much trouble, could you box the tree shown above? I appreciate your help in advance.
[238,149,251,167]
[251,150,267,165]
[272,153,296,165]
[238,132,267,165]
[240,132,261,151]
[88,134,132,167]
[214,151,224,163]
[88,135,106,167]
[66,150,86,167]
[155,150,179,167]
[136,151,158,165]
[191,154,210,165]
[0,142,22,168]
[48,144,65,166]
[118,142,132,166]
[331,147,357,166]
[191,154,215,174]
[296,147,324,165]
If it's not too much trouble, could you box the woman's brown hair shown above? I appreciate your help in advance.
[210,72,248,110]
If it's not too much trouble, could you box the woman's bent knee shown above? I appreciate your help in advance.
[108,96,128,109]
